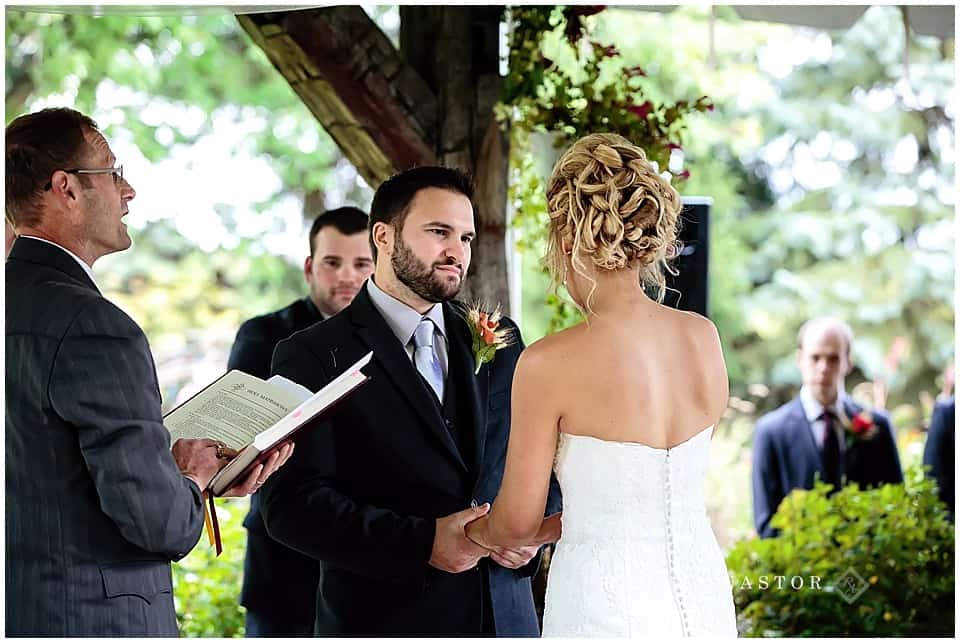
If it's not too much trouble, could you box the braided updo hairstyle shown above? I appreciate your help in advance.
[545,133,682,307]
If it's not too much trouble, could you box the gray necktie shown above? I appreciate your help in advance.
[413,318,444,401]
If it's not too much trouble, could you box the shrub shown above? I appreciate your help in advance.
[726,466,954,636]
[173,500,248,637]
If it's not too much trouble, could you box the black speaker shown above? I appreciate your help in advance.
[660,197,710,317]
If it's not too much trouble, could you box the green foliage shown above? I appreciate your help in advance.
[173,500,249,637]
[507,134,583,335]
[726,467,955,636]
[5,9,373,208]
[502,7,712,170]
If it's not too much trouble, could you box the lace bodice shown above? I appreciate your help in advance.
[542,427,737,637]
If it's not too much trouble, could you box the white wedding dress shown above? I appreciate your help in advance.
[542,426,738,637]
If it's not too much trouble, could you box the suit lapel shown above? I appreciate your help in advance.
[349,288,467,473]
[444,303,489,482]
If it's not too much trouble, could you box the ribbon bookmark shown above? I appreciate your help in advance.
[203,491,223,556]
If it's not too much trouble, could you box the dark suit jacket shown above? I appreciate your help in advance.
[752,395,903,538]
[5,238,205,636]
[259,286,562,636]
[923,397,954,517]
[227,297,324,627]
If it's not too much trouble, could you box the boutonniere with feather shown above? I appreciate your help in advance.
[837,406,880,448]
[462,302,515,375]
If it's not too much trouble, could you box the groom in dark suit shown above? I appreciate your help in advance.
[5,108,288,636]
[752,318,903,538]
[228,206,373,636]
[259,166,562,635]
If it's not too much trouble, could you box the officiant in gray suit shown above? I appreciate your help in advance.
[4,107,292,637]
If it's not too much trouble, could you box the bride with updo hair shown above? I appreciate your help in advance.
[467,133,737,636]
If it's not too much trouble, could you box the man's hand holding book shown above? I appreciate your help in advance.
[172,437,294,496]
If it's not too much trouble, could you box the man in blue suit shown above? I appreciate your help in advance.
[752,318,903,538]
[923,396,954,519]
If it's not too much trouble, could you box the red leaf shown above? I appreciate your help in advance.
[627,101,652,120]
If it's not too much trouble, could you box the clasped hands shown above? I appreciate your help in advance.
[172,437,294,497]
[429,503,562,574]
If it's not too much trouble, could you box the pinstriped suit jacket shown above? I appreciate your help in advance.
[5,238,205,636]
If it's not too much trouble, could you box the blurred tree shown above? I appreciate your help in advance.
[726,6,955,413]
[4,10,361,203]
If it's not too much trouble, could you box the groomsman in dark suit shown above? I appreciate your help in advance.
[228,206,373,636]
[752,318,903,538]
[259,166,562,635]
[5,108,290,636]
[923,396,954,519]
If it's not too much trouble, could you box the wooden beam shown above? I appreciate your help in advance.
[400,7,512,311]
[238,7,437,187]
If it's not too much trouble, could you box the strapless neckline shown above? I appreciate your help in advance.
[559,425,713,452]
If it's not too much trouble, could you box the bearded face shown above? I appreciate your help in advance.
[391,230,464,303]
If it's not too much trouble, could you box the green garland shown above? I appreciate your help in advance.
[500,5,712,170]
[498,5,712,332]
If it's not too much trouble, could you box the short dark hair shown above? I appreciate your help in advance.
[6,107,100,229]
[368,166,475,261]
[308,206,370,256]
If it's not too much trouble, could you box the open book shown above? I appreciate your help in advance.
[166,352,372,496]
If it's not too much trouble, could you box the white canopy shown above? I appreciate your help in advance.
[627,4,953,40]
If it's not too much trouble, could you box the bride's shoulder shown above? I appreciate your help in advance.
[528,322,585,350]
[663,307,720,340]
[517,325,582,370]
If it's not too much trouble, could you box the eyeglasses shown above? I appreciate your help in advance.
[44,165,124,191]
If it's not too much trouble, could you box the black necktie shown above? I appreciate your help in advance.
[820,410,841,489]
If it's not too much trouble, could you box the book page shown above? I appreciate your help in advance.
[265,374,313,401]
[165,370,306,449]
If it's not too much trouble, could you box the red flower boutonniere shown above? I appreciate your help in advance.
[462,303,515,375]
[838,407,880,448]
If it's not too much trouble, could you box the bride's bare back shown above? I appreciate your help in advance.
[525,299,728,449]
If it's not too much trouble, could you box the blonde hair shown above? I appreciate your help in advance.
[544,133,682,308]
